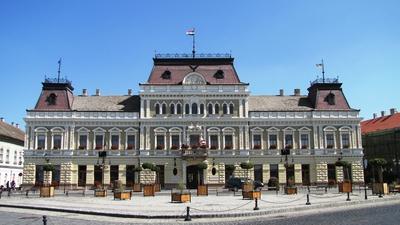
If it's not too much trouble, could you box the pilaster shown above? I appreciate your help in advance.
[278,164,286,184]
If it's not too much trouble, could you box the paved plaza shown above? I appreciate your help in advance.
[0,187,399,219]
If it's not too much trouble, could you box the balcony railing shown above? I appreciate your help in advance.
[23,148,363,157]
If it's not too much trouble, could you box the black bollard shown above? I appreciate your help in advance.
[364,186,368,200]
[253,198,259,210]
[306,194,311,205]
[42,215,47,225]
[346,192,351,201]
[184,206,192,221]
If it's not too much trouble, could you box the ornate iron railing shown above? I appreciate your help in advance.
[310,77,339,85]
[154,53,232,59]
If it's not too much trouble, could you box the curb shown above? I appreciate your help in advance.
[0,197,399,219]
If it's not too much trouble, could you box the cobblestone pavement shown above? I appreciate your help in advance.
[0,201,399,225]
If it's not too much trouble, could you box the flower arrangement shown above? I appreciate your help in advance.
[253,144,261,149]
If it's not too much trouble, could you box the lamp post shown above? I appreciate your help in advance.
[280,147,293,190]
[97,150,108,190]
[362,156,368,200]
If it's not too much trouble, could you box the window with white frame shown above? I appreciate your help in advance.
[341,133,350,149]
[161,103,167,115]
[6,149,10,164]
[185,104,190,114]
[171,135,180,149]
[0,148,3,163]
[52,134,62,149]
[37,134,46,150]
[224,135,233,149]
[285,134,293,149]
[155,103,160,115]
[300,134,309,149]
[111,135,119,149]
[200,104,205,114]
[229,103,234,115]
[156,135,165,149]
[13,151,17,165]
[95,135,104,149]
[215,104,220,114]
[210,135,219,149]
[253,134,262,149]
[79,134,88,149]
[223,104,228,114]
[176,104,182,114]
[170,104,175,114]
[269,134,277,149]
[127,135,135,149]
[192,103,198,114]
[326,133,335,148]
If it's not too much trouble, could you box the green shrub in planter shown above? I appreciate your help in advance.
[43,164,55,172]
[225,164,236,172]
[197,162,208,170]
[240,162,254,170]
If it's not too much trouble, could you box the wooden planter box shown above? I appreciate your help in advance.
[372,183,389,195]
[143,184,155,197]
[40,186,54,197]
[242,191,261,200]
[94,189,107,197]
[284,187,298,195]
[338,182,352,193]
[171,191,191,203]
[114,191,132,200]
[242,183,254,192]
[154,183,161,192]
[133,183,142,192]
[197,185,208,196]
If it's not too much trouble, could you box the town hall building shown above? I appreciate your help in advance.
[22,54,364,189]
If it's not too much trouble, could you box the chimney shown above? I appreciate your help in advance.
[128,89,132,96]
[95,89,101,96]
[16,123,19,128]
[390,108,397,115]
[0,117,4,122]
[82,89,88,96]
[279,89,284,96]
[381,111,385,117]
[373,113,377,119]
[294,89,301,96]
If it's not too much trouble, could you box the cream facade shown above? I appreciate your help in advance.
[23,55,364,189]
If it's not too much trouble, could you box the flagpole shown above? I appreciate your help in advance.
[57,58,62,83]
[192,28,196,58]
[321,59,325,83]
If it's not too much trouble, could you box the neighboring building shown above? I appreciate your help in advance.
[361,109,400,183]
[23,54,364,189]
[0,118,24,187]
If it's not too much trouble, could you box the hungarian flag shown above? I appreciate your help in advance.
[186,29,195,36]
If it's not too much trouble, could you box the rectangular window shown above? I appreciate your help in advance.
[53,134,62,149]
[341,133,350,148]
[156,135,164,149]
[111,135,119,149]
[0,149,3,163]
[326,134,334,148]
[127,135,135,150]
[37,135,46,149]
[210,135,218,149]
[285,134,293,148]
[171,135,180,149]
[300,134,309,149]
[6,150,10,164]
[95,135,103,149]
[224,135,233,149]
[269,134,277,149]
[189,135,200,148]
[79,135,87,149]
[253,134,261,149]
[270,164,279,180]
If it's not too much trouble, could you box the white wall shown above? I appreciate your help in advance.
[0,140,24,187]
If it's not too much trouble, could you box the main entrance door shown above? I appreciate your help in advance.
[186,165,198,189]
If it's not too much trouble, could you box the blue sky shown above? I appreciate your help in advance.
[1,0,399,128]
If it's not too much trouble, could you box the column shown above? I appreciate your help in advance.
[351,125,357,148]
[140,99,145,118]
[103,165,110,186]
[294,164,302,184]
[182,160,187,186]
[140,126,145,150]
[262,164,270,183]
[239,99,243,118]
[278,164,286,184]
[146,100,150,118]
[239,127,244,150]
[319,126,324,149]
[69,126,75,150]
[145,126,151,150]
[86,165,94,186]
[313,125,319,149]
[316,162,328,184]
[244,99,249,118]
[357,126,362,149]
[244,125,249,150]
[119,165,126,185]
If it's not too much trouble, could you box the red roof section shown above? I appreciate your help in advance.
[146,58,242,85]
[34,89,73,111]
[361,112,400,134]
[315,90,351,110]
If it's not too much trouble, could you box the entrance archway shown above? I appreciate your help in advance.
[186,165,198,189]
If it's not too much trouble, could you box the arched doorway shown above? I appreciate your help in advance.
[186,165,198,189]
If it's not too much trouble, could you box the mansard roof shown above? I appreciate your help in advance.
[145,57,245,85]
[71,95,140,112]
[0,121,25,145]
[248,95,313,111]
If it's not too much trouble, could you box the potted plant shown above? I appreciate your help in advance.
[113,180,131,200]
[156,145,164,150]
[370,158,388,195]
[335,160,352,193]
[127,144,134,150]
[142,163,157,196]
[171,182,191,203]
[95,146,102,150]
[78,145,86,150]
[284,176,297,194]
[269,144,277,149]
[210,145,217,150]
[224,145,233,150]
[240,162,260,199]
[197,162,208,196]
[267,177,280,191]
[285,144,293,149]
[253,144,261,150]
[301,145,308,149]
[133,166,142,192]
[171,145,179,150]
[181,144,189,150]
[40,164,55,197]
[327,144,334,149]
[111,145,118,150]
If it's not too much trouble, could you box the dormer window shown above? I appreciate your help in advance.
[214,70,224,79]
[46,93,57,105]
[325,93,335,105]
[161,70,171,79]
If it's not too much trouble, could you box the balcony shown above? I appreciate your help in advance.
[182,148,207,159]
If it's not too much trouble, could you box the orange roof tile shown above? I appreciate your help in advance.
[361,112,400,135]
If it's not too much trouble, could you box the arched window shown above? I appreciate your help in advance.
[208,104,213,114]
[177,104,182,114]
[200,104,204,114]
[192,103,198,114]
[229,104,234,115]
[223,104,228,114]
[162,104,167,115]
[185,104,190,114]
[215,104,220,114]
[170,104,175,114]
[155,104,160,115]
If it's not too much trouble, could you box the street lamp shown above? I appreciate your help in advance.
[280,147,294,192]
[362,156,368,200]
[96,150,108,190]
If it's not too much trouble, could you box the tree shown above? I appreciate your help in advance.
[369,158,387,184]
[335,160,351,182]
[197,162,208,186]
[240,162,254,181]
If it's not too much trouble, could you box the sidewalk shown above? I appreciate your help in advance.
[0,189,399,219]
